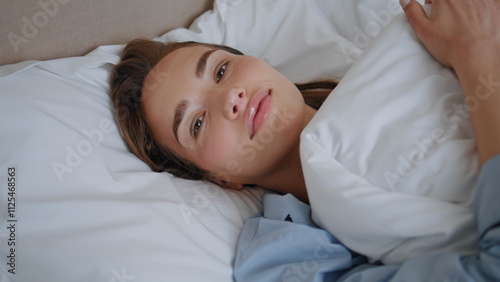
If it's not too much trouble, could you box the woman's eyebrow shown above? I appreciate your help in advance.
[173,99,188,144]
[196,49,217,78]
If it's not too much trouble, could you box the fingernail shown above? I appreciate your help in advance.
[400,0,411,9]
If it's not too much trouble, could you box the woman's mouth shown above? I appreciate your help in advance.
[247,89,272,139]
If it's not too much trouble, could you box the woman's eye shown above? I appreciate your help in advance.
[215,63,227,82]
[193,114,204,138]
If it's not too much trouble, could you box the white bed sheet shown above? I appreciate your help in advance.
[301,10,479,264]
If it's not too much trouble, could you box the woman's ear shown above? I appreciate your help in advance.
[206,174,243,190]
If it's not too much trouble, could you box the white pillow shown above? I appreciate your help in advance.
[301,11,479,264]
[157,0,361,82]
[0,44,266,281]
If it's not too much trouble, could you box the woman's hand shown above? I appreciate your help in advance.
[401,0,500,69]
[401,0,500,167]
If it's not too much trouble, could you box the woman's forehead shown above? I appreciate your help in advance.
[159,44,214,70]
[159,46,199,74]
[140,45,214,146]
[142,46,202,95]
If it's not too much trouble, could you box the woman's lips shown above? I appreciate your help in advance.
[247,89,272,139]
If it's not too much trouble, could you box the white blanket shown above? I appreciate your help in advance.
[301,11,479,264]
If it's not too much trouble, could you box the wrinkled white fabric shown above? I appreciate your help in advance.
[301,12,478,264]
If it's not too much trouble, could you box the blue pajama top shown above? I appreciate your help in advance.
[234,155,500,282]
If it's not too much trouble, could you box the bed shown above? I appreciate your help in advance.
[0,0,478,281]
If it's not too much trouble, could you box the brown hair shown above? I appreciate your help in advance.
[110,39,337,183]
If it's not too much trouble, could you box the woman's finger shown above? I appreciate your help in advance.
[401,0,430,39]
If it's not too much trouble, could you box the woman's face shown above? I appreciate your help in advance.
[142,45,308,186]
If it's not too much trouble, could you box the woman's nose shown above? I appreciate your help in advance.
[222,87,246,120]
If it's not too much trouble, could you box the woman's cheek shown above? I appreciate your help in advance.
[200,134,240,170]
[236,57,269,79]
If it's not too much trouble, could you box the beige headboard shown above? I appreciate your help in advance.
[0,0,212,66]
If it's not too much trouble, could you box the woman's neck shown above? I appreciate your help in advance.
[256,105,317,203]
